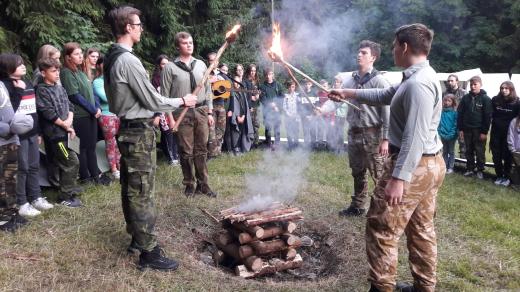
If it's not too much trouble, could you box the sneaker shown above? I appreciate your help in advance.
[168,160,179,166]
[446,168,454,174]
[112,170,120,180]
[476,171,484,179]
[0,214,28,233]
[501,178,511,187]
[59,195,83,208]
[338,206,366,217]
[95,174,112,186]
[463,170,473,177]
[138,245,179,271]
[495,178,503,185]
[18,202,42,217]
[31,197,54,211]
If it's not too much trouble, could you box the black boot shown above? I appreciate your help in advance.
[138,245,179,271]
[127,238,141,254]
[395,282,416,292]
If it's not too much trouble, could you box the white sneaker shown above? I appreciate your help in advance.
[446,169,454,174]
[476,171,484,179]
[18,202,41,217]
[32,197,54,211]
[495,178,503,185]
[112,170,120,179]
[501,179,510,187]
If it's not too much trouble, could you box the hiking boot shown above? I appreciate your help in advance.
[368,284,381,292]
[138,245,179,271]
[395,282,416,292]
[338,206,366,217]
[18,202,41,217]
[0,213,28,233]
[196,185,217,198]
[184,185,195,197]
[32,197,54,211]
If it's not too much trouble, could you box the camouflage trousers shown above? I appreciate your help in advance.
[208,104,226,157]
[48,139,80,196]
[366,153,446,292]
[250,108,260,146]
[117,120,158,252]
[347,129,384,209]
[0,143,18,216]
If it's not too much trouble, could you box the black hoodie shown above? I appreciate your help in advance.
[457,89,492,134]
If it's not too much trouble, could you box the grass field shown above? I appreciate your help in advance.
[1,149,519,291]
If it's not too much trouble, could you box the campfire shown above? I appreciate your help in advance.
[211,202,309,278]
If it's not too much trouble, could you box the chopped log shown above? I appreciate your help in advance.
[238,245,254,259]
[250,239,288,255]
[236,225,285,244]
[282,248,297,260]
[282,221,297,233]
[235,254,303,278]
[222,206,300,224]
[215,242,241,260]
[234,223,264,239]
[244,256,263,272]
[282,233,302,247]
[214,231,233,246]
[244,210,303,226]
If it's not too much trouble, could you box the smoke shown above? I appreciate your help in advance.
[237,148,310,213]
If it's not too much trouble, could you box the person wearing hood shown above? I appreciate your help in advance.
[457,76,492,179]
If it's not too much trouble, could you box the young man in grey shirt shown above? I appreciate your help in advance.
[330,23,445,292]
[104,6,197,271]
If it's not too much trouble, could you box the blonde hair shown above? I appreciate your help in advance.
[35,44,60,65]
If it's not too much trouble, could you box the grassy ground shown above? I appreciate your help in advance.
[0,150,519,291]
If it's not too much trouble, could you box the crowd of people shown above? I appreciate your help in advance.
[0,7,519,288]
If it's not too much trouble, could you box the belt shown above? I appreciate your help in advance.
[389,144,441,157]
[195,101,207,108]
[120,118,152,129]
[350,126,381,134]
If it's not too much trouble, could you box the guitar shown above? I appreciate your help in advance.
[211,80,259,99]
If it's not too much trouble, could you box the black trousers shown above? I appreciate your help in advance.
[74,116,100,180]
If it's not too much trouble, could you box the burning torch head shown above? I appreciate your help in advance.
[267,22,284,62]
[225,24,241,43]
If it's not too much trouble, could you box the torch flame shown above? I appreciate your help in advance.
[225,24,241,41]
[268,22,283,61]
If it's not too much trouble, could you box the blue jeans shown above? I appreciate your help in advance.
[441,138,456,170]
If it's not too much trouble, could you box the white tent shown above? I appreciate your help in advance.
[511,74,520,91]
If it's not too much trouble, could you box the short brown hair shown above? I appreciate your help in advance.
[108,6,141,38]
[469,76,482,85]
[394,23,434,55]
[443,94,457,108]
[62,42,81,71]
[38,58,61,72]
[0,53,23,79]
[447,74,459,81]
[359,40,382,60]
[174,32,192,47]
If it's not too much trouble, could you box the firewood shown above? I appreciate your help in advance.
[236,225,284,244]
[235,254,303,278]
[244,256,263,272]
[282,221,297,233]
[214,231,233,246]
[238,245,254,259]
[282,248,297,260]
[250,239,288,255]
[234,223,264,239]
[215,242,241,260]
[282,233,302,247]
[244,210,303,226]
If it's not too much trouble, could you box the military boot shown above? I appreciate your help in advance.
[138,245,179,271]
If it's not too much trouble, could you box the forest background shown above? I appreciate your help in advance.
[0,0,519,79]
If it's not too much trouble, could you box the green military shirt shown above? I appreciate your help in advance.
[60,67,95,118]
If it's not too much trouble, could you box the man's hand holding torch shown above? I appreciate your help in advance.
[327,88,357,102]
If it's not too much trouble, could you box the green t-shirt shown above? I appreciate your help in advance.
[60,67,95,118]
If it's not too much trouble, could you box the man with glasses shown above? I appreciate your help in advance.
[104,6,197,271]
[444,74,467,158]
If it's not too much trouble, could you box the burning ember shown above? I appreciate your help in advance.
[225,24,241,42]
[268,22,284,61]
[211,202,308,278]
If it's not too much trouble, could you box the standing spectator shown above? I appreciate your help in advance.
[438,94,458,174]
[338,40,390,217]
[457,76,492,179]
[160,31,217,198]
[208,63,229,157]
[490,81,519,186]
[316,79,334,149]
[507,107,520,184]
[151,55,179,166]
[259,69,284,150]
[0,53,53,217]
[83,48,100,82]
[444,74,467,159]
[36,58,83,207]
[283,81,300,149]
[33,45,61,87]
[244,64,260,147]
[300,80,318,149]
[93,55,122,179]
[333,75,348,153]
[61,42,105,185]
[0,81,29,231]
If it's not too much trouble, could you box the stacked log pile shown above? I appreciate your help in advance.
[213,203,304,278]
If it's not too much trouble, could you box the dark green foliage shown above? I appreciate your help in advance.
[0,0,518,79]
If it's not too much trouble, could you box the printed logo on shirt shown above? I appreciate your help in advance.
[17,92,37,114]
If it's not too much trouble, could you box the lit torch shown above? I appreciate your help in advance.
[267,23,361,111]
[172,24,241,132]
